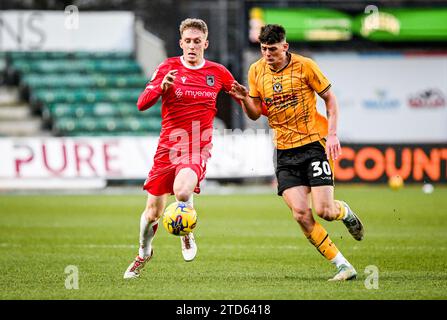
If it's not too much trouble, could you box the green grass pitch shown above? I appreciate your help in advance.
[0,185,446,300]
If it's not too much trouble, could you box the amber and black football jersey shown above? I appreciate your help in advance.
[248,52,331,150]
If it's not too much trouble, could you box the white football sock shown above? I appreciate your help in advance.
[176,194,194,208]
[330,252,352,268]
[138,212,159,258]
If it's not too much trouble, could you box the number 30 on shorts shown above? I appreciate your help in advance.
[311,161,332,177]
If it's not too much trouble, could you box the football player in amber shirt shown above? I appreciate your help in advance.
[231,24,365,281]
[124,18,240,279]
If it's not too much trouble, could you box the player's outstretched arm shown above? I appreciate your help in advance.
[230,81,262,120]
[136,68,177,111]
[136,84,163,111]
[319,89,342,160]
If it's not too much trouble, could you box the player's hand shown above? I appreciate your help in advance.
[326,134,342,160]
[161,69,178,92]
[229,81,249,101]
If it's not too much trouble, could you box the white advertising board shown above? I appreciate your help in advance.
[0,10,134,51]
[0,134,275,188]
[313,53,447,143]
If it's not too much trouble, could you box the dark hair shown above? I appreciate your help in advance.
[258,24,286,44]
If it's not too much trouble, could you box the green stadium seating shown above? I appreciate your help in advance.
[12,59,141,74]
[21,74,146,90]
[9,51,132,60]
[0,53,6,74]
[6,51,161,136]
[31,89,142,104]
[43,103,161,120]
[52,116,161,136]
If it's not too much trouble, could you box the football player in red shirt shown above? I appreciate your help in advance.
[124,18,241,278]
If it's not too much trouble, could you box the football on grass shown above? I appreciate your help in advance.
[388,175,404,191]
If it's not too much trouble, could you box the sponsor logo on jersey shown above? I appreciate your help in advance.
[264,92,299,109]
[175,88,183,98]
[181,76,187,84]
[175,88,217,100]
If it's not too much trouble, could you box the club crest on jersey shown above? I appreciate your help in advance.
[273,83,282,93]
[206,75,215,87]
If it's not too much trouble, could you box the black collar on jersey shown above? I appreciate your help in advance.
[269,52,291,73]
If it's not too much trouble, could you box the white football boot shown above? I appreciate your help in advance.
[123,249,153,279]
[181,233,197,262]
[328,264,357,281]
[341,201,364,241]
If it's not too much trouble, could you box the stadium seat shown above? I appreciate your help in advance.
[6,50,160,136]
[43,102,161,119]
[31,89,142,104]
[11,59,141,75]
[20,74,146,92]
[52,116,161,136]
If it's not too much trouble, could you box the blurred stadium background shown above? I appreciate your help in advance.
[0,0,446,190]
[0,0,446,300]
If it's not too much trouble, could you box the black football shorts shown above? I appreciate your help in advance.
[275,141,334,196]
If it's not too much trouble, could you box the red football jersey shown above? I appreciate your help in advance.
[137,56,236,171]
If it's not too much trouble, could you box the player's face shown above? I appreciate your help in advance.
[179,28,209,66]
[260,42,289,70]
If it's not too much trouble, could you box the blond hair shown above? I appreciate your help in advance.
[179,18,208,38]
